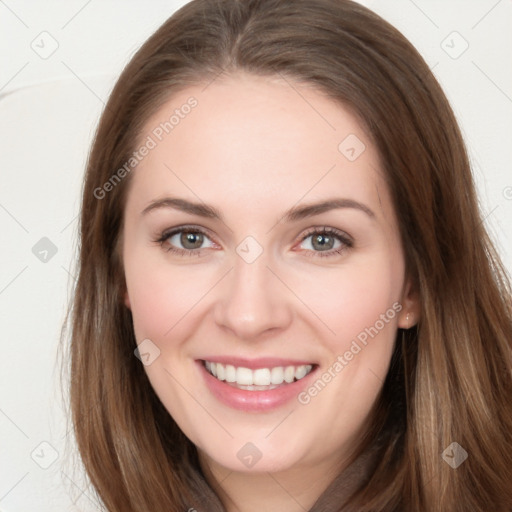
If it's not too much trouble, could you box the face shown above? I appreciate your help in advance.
[122,71,418,476]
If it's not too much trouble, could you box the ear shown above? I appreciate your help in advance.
[124,291,131,309]
[397,277,421,329]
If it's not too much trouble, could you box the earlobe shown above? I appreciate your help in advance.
[398,278,421,329]
[398,311,415,329]
[124,291,131,309]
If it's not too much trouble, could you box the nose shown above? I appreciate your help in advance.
[213,251,293,340]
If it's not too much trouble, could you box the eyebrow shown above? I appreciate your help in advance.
[141,197,375,221]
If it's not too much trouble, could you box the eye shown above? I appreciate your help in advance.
[156,226,217,256]
[298,227,353,257]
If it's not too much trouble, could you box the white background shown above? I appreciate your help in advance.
[0,1,511,510]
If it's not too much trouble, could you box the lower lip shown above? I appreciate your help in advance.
[197,360,318,412]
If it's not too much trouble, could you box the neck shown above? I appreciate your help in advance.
[197,448,373,512]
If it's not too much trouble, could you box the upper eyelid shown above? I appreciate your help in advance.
[300,226,352,239]
[158,226,216,247]
[158,225,352,248]
[160,224,214,239]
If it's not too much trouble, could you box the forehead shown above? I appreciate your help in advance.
[128,72,388,218]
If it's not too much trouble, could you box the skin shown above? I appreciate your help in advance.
[122,71,420,512]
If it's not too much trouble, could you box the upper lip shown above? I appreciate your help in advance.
[199,356,316,369]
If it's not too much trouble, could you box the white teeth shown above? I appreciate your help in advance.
[204,361,313,387]
[270,366,284,385]
[236,367,253,385]
[295,365,308,380]
[216,363,226,381]
[225,364,236,382]
[284,366,295,383]
[253,368,271,386]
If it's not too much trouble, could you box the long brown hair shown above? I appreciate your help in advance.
[64,0,512,510]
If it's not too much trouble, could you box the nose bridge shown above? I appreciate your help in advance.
[214,246,292,338]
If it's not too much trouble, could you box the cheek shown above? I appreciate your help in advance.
[289,256,403,437]
[123,247,217,343]
[290,252,403,352]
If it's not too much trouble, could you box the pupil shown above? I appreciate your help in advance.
[313,234,333,251]
[181,232,203,249]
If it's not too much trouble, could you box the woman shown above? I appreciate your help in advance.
[66,0,512,510]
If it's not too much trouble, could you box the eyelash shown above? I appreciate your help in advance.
[155,225,215,257]
[154,225,353,258]
[299,226,353,258]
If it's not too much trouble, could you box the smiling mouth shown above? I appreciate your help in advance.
[202,360,316,390]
